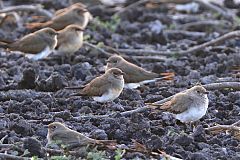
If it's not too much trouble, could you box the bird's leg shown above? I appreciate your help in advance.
[67,54,72,64]
[189,121,199,132]
[61,55,66,64]
[100,101,112,110]
[106,101,115,108]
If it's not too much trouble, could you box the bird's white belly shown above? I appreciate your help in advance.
[26,46,52,60]
[93,78,124,103]
[176,102,208,123]
[58,35,83,54]
[124,83,140,89]
[93,88,122,103]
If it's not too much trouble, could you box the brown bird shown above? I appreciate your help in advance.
[0,27,58,60]
[69,68,124,103]
[47,122,116,148]
[54,2,87,16]
[147,85,209,123]
[27,6,92,31]
[106,55,173,89]
[55,24,84,63]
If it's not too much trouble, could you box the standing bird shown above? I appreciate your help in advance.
[147,85,209,123]
[106,55,173,89]
[27,6,92,31]
[0,27,58,60]
[69,68,124,103]
[47,122,116,148]
[55,24,84,63]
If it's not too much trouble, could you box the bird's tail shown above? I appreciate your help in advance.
[145,103,163,109]
[140,72,175,85]
[68,92,84,97]
[157,72,175,81]
[65,86,85,90]
[95,139,117,146]
[0,41,9,49]
[25,22,48,30]
[145,101,171,110]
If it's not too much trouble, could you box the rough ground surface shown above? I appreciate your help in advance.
[0,0,240,159]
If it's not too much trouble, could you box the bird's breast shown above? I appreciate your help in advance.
[93,82,124,103]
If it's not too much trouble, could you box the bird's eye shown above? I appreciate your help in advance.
[51,125,57,129]
[197,90,200,94]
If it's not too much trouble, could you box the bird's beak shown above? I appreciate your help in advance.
[121,72,126,75]
[77,28,84,31]
[204,91,209,94]
[106,60,110,63]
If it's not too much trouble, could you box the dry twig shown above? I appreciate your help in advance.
[83,42,167,61]
[113,0,192,17]
[0,153,26,160]
[206,120,240,135]
[179,20,231,31]
[204,82,240,90]
[0,5,53,19]
[117,30,240,56]
[194,0,236,21]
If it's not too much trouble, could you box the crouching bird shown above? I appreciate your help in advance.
[47,122,116,149]
[147,85,209,123]
[68,68,124,103]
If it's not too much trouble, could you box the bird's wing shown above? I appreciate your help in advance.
[80,75,111,96]
[54,8,68,16]
[52,130,93,146]
[9,34,46,54]
[51,130,79,145]
[51,10,76,26]
[118,62,158,83]
[160,93,194,114]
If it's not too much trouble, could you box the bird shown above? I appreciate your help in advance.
[26,6,92,31]
[54,2,88,16]
[55,24,84,63]
[106,55,174,89]
[68,68,124,103]
[0,27,58,60]
[147,85,209,123]
[47,122,116,148]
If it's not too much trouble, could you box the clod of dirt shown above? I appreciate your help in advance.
[23,137,46,158]
[192,125,207,142]
[36,72,68,91]
[174,134,194,146]
[120,88,142,101]
[90,129,108,140]
[10,119,33,136]
[18,68,36,89]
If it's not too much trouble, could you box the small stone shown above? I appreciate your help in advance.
[189,70,201,79]
[23,137,45,158]
[146,135,163,150]
[120,88,141,101]
[90,129,108,140]
[189,152,208,160]
[18,68,36,89]
[10,119,33,136]
[174,134,193,146]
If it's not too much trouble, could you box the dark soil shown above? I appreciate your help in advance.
[0,0,239,159]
